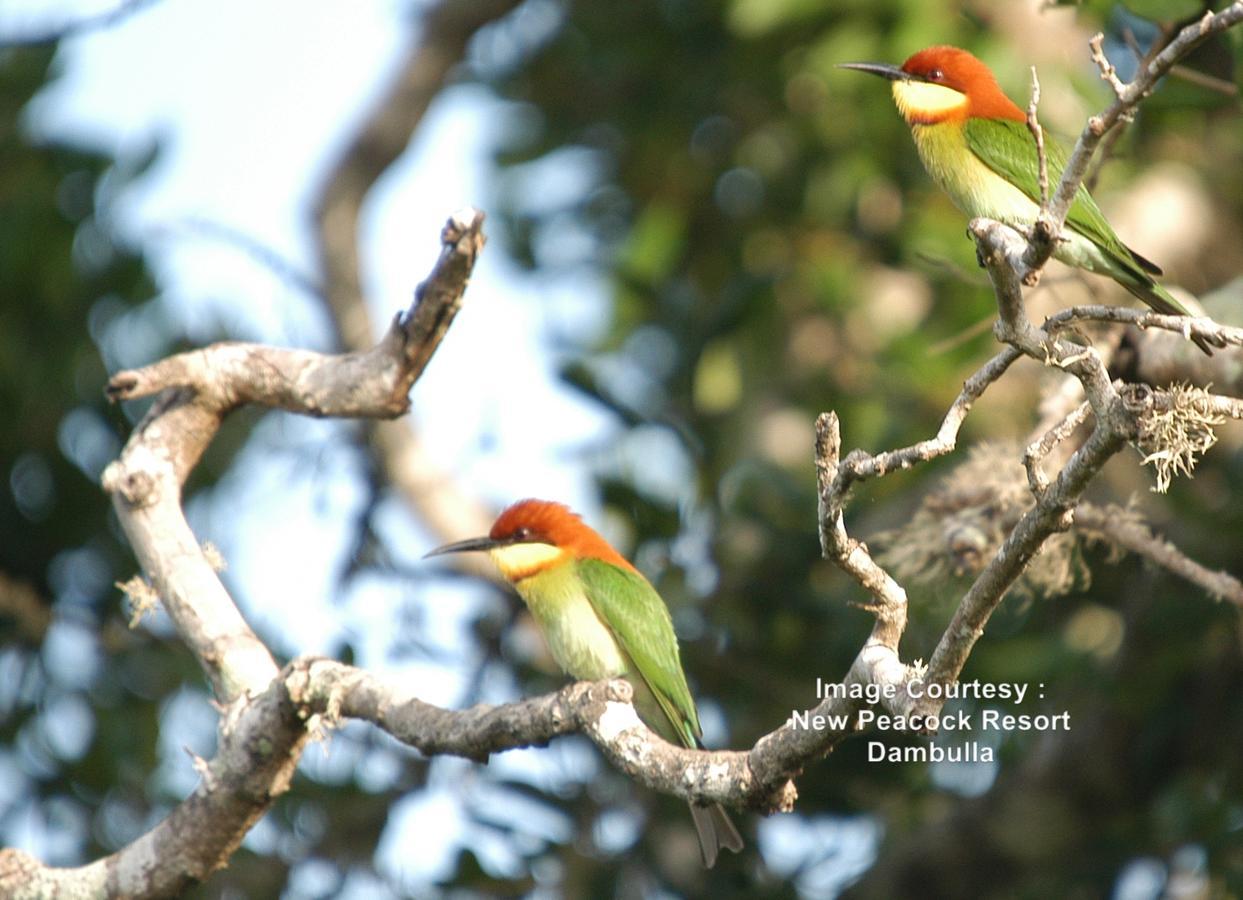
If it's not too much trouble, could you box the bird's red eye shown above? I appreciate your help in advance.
[927,68,944,82]
[513,527,533,541]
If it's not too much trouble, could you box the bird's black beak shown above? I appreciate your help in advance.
[837,61,913,82]
[423,536,501,559]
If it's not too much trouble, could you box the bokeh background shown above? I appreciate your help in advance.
[2,0,1242,896]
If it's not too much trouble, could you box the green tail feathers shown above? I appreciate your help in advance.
[690,801,745,868]
[1117,270,1219,356]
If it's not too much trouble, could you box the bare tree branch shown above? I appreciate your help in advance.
[107,209,485,420]
[1026,66,1049,207]
[1075,504,1243,606]
[0,212,486,898]
[0,674,309,898]
[285,659,806,811]
[1025,3,1243,277]
[1088,32,1129,99]
[1044,304,1243,351]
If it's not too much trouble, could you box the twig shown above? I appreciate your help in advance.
[1027,66,1050,206]
[816,414,907,632]
[1026,4,1243,276]
[1024,66,1054,286]
[1075,504,1243,606]
[1044,305,1243,351]
[1024,400,1091,495]
[105,209,486,420]
[1089,33,1129,99]
[827,347,1022,513]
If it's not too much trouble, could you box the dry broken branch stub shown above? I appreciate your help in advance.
[312,0,524,349]
[306,0,511,565]
[105,209,486,421]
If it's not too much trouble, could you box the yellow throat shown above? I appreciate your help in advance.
[891,80,968,124]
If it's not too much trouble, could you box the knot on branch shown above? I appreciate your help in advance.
[101,445,169,507]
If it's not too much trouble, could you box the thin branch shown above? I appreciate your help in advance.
[105,209,486,423]
[1026,66,1049,206]
[1075,504,1243,606]
[308,0,514,569]
[1089,33,1129,98]
[1024,3,1243,276]
[1024,400,1091,495]
[1044,304,1243,351]
[827,346,1022,512]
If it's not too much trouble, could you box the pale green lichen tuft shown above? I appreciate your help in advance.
[1135,383,1225,493]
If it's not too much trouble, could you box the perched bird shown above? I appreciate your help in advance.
[840,45,1218,354]
[425,499,743,867]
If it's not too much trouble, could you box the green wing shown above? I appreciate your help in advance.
[963,117,1149,272]
[575,557,701,747]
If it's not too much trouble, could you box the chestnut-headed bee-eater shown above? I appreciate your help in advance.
[426,499,743,867]
[841,45,1219,354]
